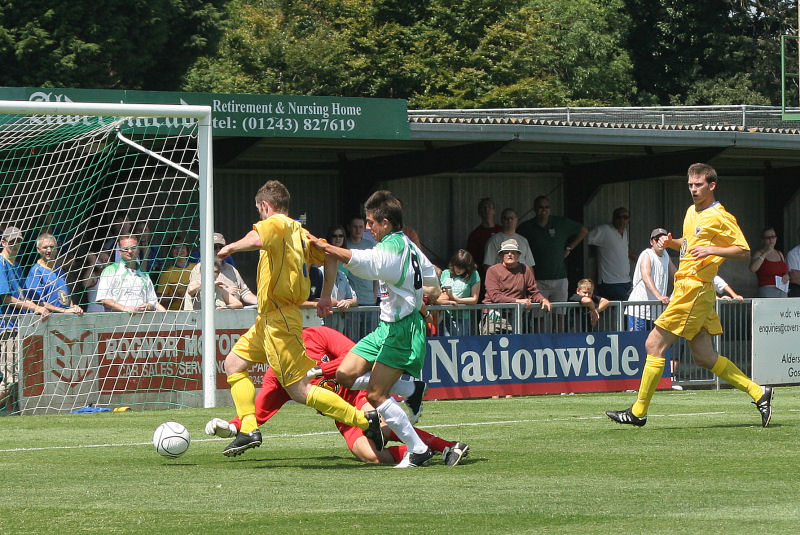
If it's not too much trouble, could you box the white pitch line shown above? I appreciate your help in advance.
[0,410,737,453]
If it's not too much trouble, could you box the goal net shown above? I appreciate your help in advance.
[0,101,215,414]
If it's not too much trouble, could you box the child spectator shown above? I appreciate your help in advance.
[437,249,480,335]
[568,278,609,328]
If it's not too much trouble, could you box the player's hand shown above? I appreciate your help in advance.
[657,234,671,249]
[306,366,323,379]
[306,232,326,250]
[316,296,333,317]
[216,244,232,260]
[688,245,713,259]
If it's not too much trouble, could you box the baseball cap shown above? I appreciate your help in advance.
[650,228,668,240]
[2,226,22,243]
[498,238,521,254]
[212,233,226,246]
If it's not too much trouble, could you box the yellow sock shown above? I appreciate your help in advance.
[228,371,257,433]
[711,355,762,401]
[631,355,666,418]
[306,385,368,429]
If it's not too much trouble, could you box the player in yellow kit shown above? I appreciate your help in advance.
[216,180,382,456]
[607,163,774,427]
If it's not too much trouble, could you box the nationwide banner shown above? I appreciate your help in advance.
[422,331,670,399]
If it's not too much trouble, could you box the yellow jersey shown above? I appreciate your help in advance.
[254,214,325,311]
[674,201,749,283]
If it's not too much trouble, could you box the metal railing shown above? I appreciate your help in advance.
[330,299,754,388]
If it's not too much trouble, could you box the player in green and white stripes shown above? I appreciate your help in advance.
[314,191,441,468]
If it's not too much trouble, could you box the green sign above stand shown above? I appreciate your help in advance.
[0,87,410,140]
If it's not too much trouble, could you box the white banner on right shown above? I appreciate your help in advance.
[751,298,800,384]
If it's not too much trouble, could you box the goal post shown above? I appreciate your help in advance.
[0,100,218,414]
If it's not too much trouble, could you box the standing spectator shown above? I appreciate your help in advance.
[79,251,110,313]
[321,226,357,332]
[24,233,83,315]
[156,239,197,310]
[587,207,635,300]
[483,208,536,268]
[568,278,609,328]
[517,195,588,302]
[749,226,789,298]
[467,197,502,291]
[102,213,133,258]
[713,275,744,300]
[482,239,551,334]
[132,221,159,276]
[437,249,481,336]
[95,235,166,312]
[1,226,50,328]
[785,227,800,297]
[184,233,256,310]
[344,215,378,306]
[625,228,677,332]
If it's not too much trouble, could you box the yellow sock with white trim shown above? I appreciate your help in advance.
[711,355,763,401]
[227,371,257,433]
[631,355,666,418]
[306,384,368,429]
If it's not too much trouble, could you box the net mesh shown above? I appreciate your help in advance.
[0,112,204,414]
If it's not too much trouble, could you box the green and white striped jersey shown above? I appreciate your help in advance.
[346,231,438,322]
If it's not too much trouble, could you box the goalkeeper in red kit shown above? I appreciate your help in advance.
[206,326,469,466]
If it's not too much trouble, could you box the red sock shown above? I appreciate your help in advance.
[386,445,406,463]
[386,428,453,453]
[413,427,453,453]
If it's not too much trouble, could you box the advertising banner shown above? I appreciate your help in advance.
[751,298,800,384]
[0,87,410,140]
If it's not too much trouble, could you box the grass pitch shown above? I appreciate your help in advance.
[2,387,799,534]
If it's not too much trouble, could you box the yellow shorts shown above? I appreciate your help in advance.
[231,307,315,387]
[655,277,721,341]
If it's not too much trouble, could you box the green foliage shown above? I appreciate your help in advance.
[0,0,226,90]
[2,389,800,533]
[183,0,635,107]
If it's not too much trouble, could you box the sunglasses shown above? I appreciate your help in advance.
[119,246,138,252]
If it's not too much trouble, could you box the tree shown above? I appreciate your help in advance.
[183,0,636,107]
[0,0,226,90]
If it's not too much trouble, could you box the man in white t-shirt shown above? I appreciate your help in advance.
[786,227,800,297]
[96,235,166,312]
[587,207,635,301]
[483,208,536,269]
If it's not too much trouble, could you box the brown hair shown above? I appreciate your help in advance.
[255,180,290,213]
[448,249,477,279]
[687,163,717,184]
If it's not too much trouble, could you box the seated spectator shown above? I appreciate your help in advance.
[568,278,609,328]
[749,226,789,298]
[157,238,197,310]
[24,233,83,315]
[320,226,357,332]
[437,249,481,336]
[184,232,256,310]
[1,226,50,331]
[185,262,243,310]
[96,235,166,312]
[79,251,111,313]
[481,239,550,334]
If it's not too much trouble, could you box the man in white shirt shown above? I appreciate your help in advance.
[587,207,635,300]
[786,227,800,297]
[483,208,536,269]
[96,235,166,312]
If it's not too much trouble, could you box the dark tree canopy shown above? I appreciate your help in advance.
[0,0,226,90]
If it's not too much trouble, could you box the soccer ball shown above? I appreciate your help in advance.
[153,421,190,458]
